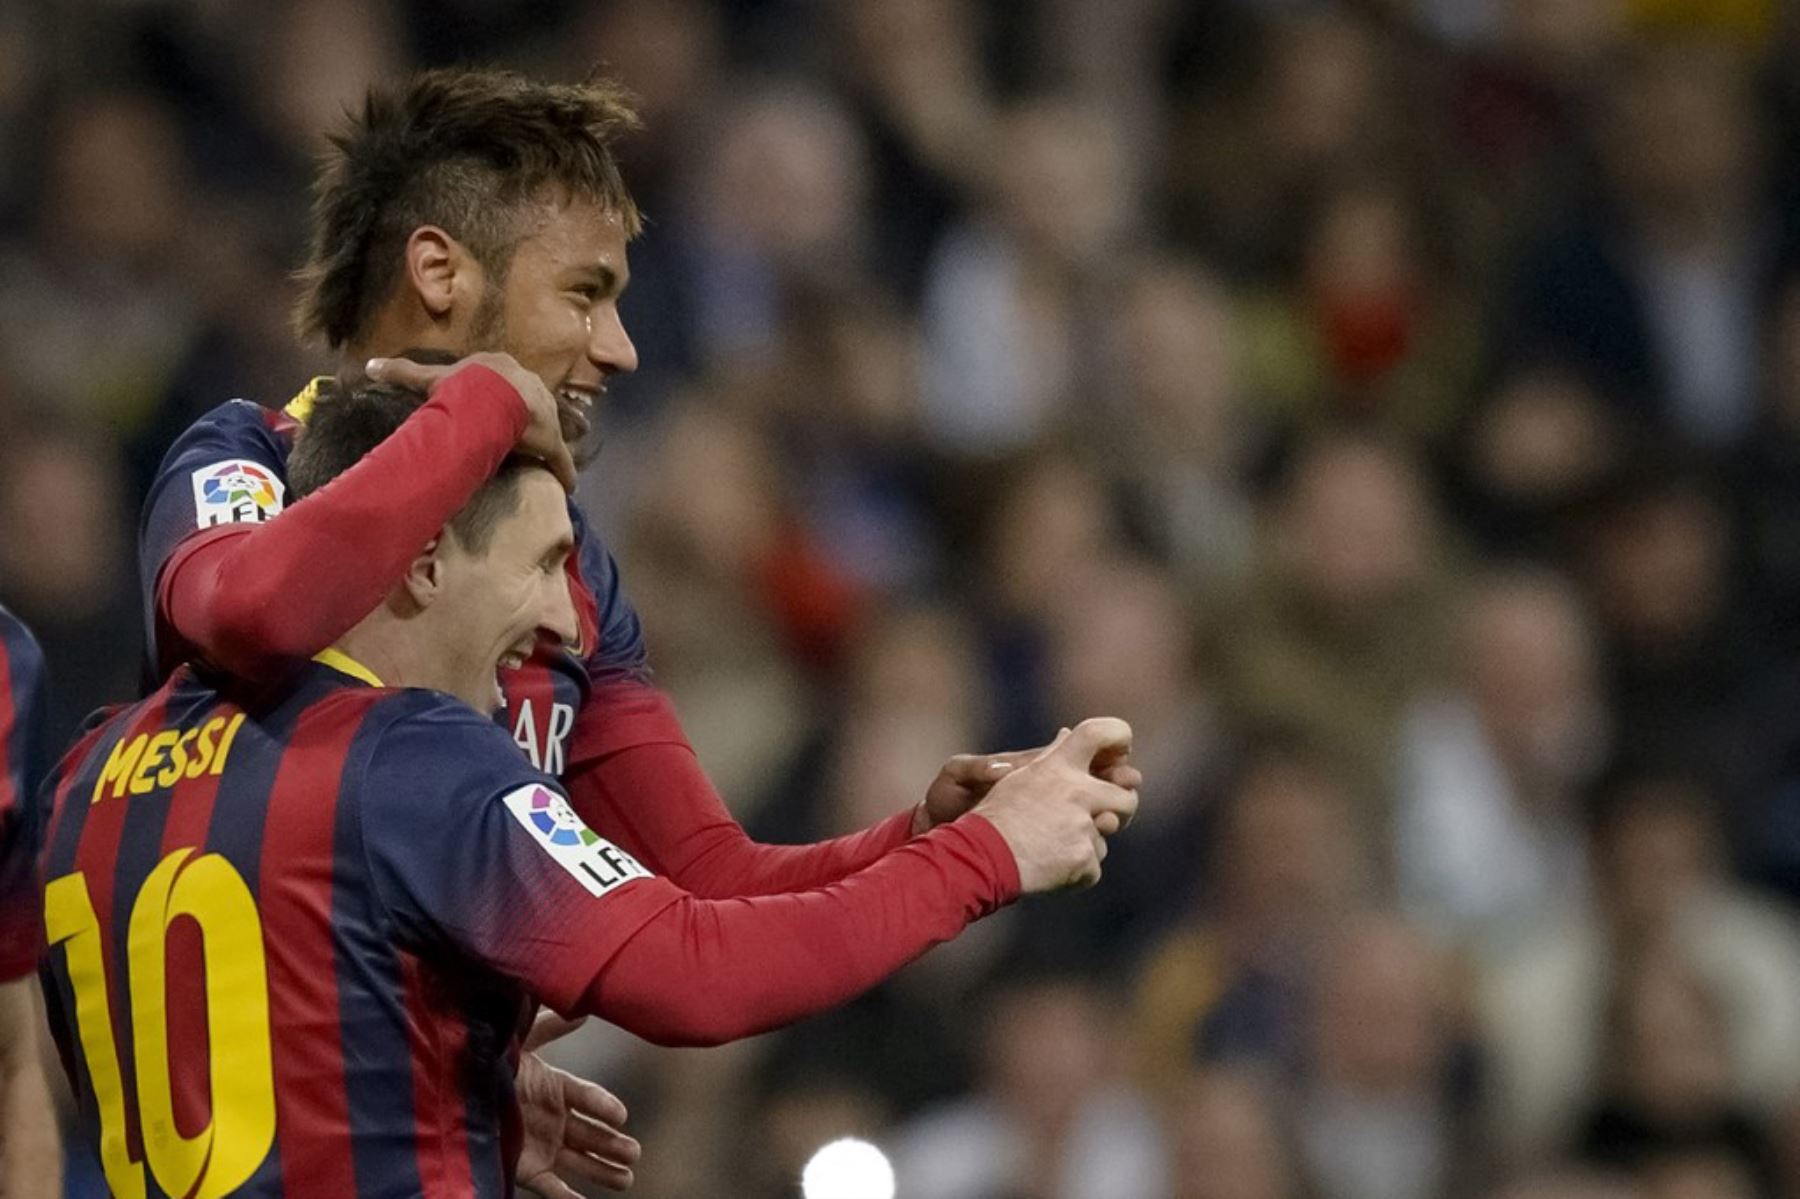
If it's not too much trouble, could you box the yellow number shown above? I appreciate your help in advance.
[46,850,277,1198]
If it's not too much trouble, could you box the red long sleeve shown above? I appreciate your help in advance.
[156,366,527,679]
[577,815,1020,1046]
[565,683,917,897]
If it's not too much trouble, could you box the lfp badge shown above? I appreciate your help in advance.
[502,784,652,897]
[191,459,286,528]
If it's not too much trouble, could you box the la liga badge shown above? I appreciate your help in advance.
[191,459,286,528]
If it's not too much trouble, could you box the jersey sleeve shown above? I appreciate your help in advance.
[568,505,649,688]
[353,697,678,1011]
[138,401,292,635]
[0,612,47,982]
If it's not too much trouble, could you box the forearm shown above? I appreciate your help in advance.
[158,367,526,677]
[579,816,1020,1046]
[566,689,917,897]
[0,982,59,1199]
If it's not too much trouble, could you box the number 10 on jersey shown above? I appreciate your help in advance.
[45,847,276,1198]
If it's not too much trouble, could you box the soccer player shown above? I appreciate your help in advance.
[141,68,1085,893]
[42,381,1137,1197]
[137,70,1137,1037]
[0,606,58,1197]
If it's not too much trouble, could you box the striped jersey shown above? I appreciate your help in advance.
[38,659,663,1198]
[137,380,649,777]
[0,604,46,981]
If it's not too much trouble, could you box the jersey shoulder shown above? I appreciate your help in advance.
[349,689,553,813]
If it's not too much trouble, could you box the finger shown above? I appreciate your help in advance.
[1026,727,1074,767]
[542,440,580,493]
[563,1075,630,1130]
[1051,718,1133,771]
[364,357,455,393]
[940,754,1013,790]
[1094,811,1121,837]
[525,1011,586,1051]
[1097,764,1142,791]
[1077,774,1140,817]
[565,1113,641,1163]
[1091,824,1109,863]
[521,1171,583,1199]
[555,1148,636,1191]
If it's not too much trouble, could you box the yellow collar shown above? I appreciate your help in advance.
[313,646,384,687]
[283,377,331,424]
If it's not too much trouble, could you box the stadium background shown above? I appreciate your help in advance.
[5,0,1800,1196]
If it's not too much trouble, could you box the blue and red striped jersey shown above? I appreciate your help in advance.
[137,384,649,775]
[0,604,46,982]
[37,658,664,1198]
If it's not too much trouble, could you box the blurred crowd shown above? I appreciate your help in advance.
[6,0,1800,1197]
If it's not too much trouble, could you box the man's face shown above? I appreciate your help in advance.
[469,199,639,456]
[428,468,579,713]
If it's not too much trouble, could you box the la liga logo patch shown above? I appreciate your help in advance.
[191,459,285,528]
[502,784,652,897]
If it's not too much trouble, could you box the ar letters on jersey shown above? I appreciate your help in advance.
[191,459,287,528]
[512,699,575,777]
[501,783,651,897]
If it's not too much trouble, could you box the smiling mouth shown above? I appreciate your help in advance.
[557,386,598,440]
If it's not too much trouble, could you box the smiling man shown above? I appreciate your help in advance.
[45,381,1137,1197]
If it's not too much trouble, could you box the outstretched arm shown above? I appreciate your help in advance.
[564,682,1137,898]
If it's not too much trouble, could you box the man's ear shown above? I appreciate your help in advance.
[399,535,446,612]
[402,226,482,323]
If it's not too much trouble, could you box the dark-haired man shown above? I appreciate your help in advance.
[136,67,1136,1079]
[49,381,1136,1197]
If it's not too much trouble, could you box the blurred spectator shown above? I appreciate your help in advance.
[1166,1066,1301,1199]
[1130,743,1374,1097]
[892,975,1169,1199]
[919,95,1137,455]
[1293,914,1475,1199]
[1497,36,1792,452]
[1097,256,1259,596]
[0,420,140,746]
[1002,553,1223,970]
[1572,948,1782,1197]
[1451,364,1628,558]
[1238,169,1482,451]
[1570,461,1758,792]
[1480,765,1800,1164]
[1395,567,1608,946]
[1219,431,1454,832]
[626,397,824,809]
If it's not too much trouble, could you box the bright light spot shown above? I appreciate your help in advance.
[800,1137,896,1199]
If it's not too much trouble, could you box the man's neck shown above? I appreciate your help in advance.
[331,619,432,694]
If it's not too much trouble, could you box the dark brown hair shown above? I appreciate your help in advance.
[288,374,532,554]
[294,68,642,349]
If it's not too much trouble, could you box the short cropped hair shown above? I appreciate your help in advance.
[295,68,642,349]
[287,374,531,554]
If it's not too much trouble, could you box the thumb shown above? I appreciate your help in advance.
[1050,717,1133,771]
[1025,726,1073,767]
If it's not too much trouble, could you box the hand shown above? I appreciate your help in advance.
[366,352,579,492]
[514,1032,640,1195]
[971,717,1140,893]
[915,743,1143,835]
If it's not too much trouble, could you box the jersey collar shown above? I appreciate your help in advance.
[313,646,385,687]
[284,377,331,424]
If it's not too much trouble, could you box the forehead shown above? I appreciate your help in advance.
[495,468,573,548]
[509,198,630,276]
